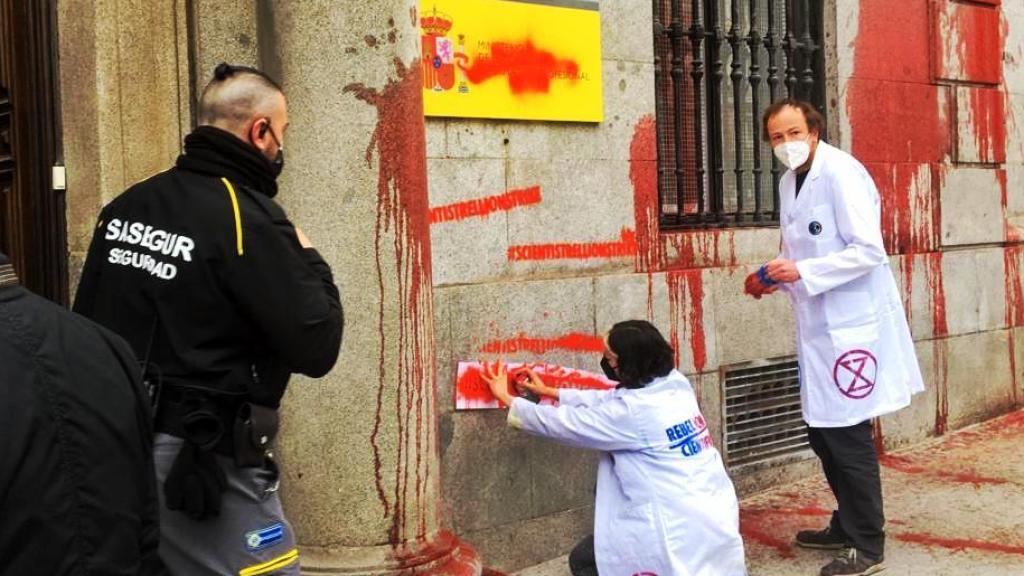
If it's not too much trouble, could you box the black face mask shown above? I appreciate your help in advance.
[256,119,285,179]
[600,357,620,382]
[270,147,284,179]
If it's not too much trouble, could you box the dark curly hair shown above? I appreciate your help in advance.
[761,98,825,142]
[607,320,676,389]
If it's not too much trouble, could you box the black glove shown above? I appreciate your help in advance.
[164,440,227,521]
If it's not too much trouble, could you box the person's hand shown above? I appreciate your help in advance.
[744,271,765,299]
[744,272,779,299]
[481,361,515,407]
[294,226,313,249]
[765,258,801,283]
[515,367,559,400]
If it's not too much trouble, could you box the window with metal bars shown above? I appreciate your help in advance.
[654,0,827,228]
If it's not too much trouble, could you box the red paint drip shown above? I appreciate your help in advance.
[629,115,660,320]
[896,532,1024,557]
[666,270,707,374]
[430,186,542,224]
[479,332,605,355]
[1005,245,1023,407]
[900,254,915,326]
[390,530,482,574]
[967,88,1007,164]
[849,0,947,255]
[460,40,579,95]
[662,229,738,270]
[345,57,435,545]
[507,228,637,261]
[630,115,661,273]
[940,0,1004,85]
[924,252,949,435]
[926,252,948,337]
[1005,246,1024,327]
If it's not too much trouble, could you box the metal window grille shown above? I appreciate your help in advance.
[654,0,826,229]
[722,358,813,468]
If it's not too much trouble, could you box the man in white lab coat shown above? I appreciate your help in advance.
[746,100,924,576]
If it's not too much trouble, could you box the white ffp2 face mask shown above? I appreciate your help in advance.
[773,140,811,170]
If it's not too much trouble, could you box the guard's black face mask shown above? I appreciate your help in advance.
[256,118,285,179]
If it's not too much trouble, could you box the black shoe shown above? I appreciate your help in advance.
[819,548,885,576]
[794,526,847,550]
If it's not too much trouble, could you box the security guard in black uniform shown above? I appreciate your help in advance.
[0,251,167,576]
[74,64,343,575]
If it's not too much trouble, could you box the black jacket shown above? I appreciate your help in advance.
[73,127,343,408]
[0,255,166,575]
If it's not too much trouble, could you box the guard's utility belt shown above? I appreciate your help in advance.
[155,390,279,468]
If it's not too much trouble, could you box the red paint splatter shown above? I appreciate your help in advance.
[1005,245,1023,407]
[925,252,948,338]
[390,530,482,574]
[430,186,542,224]
[848,0,950,268]
[455,365,501,406]
[460,40,579,95]
[479,332,605,355]
[879,453,1009,487]
[629,116,737,274]
[923,252,950,435]
[739,514,795,559]
[455,362,615,409]
[896,532,1024,557]
[740,506,831,559]
[631,115,661,273]
[966,87,1007,164]
[666,270,707,374]
[934,0,1004,85]
[663,229,738,270]
[507,228,637,261]
[345,57,435,544]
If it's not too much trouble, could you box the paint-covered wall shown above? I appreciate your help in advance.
[427,0,1024,571]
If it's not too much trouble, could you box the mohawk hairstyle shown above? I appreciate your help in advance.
[198,62,284,129]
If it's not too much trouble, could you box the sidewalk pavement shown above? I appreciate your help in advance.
[515,409,1024,576]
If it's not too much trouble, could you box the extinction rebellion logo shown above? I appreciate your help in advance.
[833,349,877,399]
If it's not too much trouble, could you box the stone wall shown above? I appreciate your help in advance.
[56,0,1024,572]
[428,0,1024,571]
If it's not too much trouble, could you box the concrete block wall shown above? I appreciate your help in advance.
[428,0,1024,571]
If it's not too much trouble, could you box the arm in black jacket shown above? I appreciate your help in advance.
[223,212,343,378]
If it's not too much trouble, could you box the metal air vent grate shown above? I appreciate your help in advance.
[722,358,812,468]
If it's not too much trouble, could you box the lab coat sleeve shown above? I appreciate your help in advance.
[506,396,646,451]
[794,170,887,296]
[558,388,612,408]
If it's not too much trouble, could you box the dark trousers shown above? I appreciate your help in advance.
[807,421,885,559]
[569,534,598,576]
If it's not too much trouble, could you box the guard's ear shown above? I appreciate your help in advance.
[258,121,269,138]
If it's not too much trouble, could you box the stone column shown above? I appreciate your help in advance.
[264,1,481,573]
[58,0,190,294]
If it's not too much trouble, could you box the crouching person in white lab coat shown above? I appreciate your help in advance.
[481,320,747,576]
[746,99,924,576]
